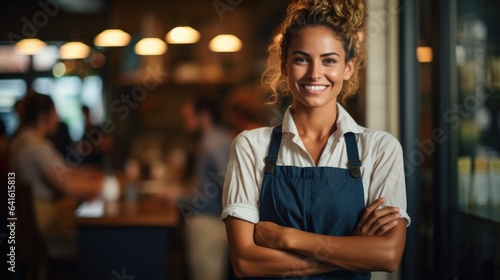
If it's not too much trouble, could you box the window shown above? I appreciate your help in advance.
[0,79,26,136]
[32,75,104,141]
[0,46,29,73]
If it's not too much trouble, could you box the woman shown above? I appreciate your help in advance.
[222,0,410,279]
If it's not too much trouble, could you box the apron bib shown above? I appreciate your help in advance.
[254,125,370,280]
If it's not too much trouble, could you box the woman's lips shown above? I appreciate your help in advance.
[302,84,329,94]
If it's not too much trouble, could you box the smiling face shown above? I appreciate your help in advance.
[284,26,353,110]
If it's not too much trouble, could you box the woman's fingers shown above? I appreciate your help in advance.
[374,219,400,235]
[367,210,401,235]
[357,197,385,226]
[360,207,401,236]
[354,197,403,236]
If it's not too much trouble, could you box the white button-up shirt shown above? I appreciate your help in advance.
[222,103,411,226]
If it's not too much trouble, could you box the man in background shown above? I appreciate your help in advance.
[173,96,233,280]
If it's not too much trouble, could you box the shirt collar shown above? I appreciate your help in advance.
[281,103,365,139]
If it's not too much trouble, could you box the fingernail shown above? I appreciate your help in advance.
[394,207,399,212]
[379,197,385,201]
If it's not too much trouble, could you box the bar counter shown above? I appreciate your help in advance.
[75,195,182,280]
[76,197,179,227]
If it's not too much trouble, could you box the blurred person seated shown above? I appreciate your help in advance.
[9,92,103,260]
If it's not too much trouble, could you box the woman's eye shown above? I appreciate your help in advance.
[324,58,336,64]
[294,57,308,63]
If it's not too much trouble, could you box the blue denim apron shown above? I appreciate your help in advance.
[256,125,370,280]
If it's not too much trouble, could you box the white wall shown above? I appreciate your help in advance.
[365,0,401,278]
[366,0,400,139]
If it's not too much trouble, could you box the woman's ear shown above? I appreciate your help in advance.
[343,59,354,80]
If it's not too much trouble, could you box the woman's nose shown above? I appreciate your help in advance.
[307,62,322,80]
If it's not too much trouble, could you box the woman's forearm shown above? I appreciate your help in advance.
[225,217,339,278]
[231,240,336,278]
[281,220,407,272]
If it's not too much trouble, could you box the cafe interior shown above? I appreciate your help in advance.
[0,0,499,279]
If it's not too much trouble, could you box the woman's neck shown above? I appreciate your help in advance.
[291,102,338,140]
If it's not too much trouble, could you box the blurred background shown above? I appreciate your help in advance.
[0,0,499,279]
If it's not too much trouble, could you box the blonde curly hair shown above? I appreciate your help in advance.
[262,0,368,105]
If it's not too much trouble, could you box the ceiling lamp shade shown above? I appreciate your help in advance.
[134,38,167,55]
[14,38,46,55]
[166,26,200,44]
[94,29,131,47]
[209,34,242,52]
[59,41,91,59]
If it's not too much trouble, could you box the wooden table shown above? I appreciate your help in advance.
[76,195,182,280]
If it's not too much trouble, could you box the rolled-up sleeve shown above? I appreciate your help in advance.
[221,132,261,224]
[366,133,411,226]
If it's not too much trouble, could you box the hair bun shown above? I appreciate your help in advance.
[331,0,367,32]
[290,0,367,33]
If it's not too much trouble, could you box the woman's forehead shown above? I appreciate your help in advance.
[287,26,345,55]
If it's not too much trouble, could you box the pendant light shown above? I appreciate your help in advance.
[134,38,167,55]
[59,41,91,59]
[94,29,131,47]
[14,38,46,55]
[209,34,242,52]
[165,26,200,44]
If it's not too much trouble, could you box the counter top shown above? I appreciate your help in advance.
[76,196,180,227]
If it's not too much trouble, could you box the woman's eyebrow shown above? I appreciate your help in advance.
[292,50,310,57]
[320,52,340,57]
[292,51,340,57]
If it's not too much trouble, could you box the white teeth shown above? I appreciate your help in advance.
[304,85,327,91]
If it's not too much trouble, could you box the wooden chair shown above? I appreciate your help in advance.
[15,182,79,280]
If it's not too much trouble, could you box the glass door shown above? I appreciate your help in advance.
[455,0,500,219]
[452,0,500,278]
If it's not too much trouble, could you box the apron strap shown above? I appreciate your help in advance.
[264,125,283,173]
[344,132,362,178]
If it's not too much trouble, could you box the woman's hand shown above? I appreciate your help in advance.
[353,197,401,236]
[254,221,288,249]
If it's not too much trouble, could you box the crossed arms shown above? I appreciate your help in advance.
[224,197,407,278]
